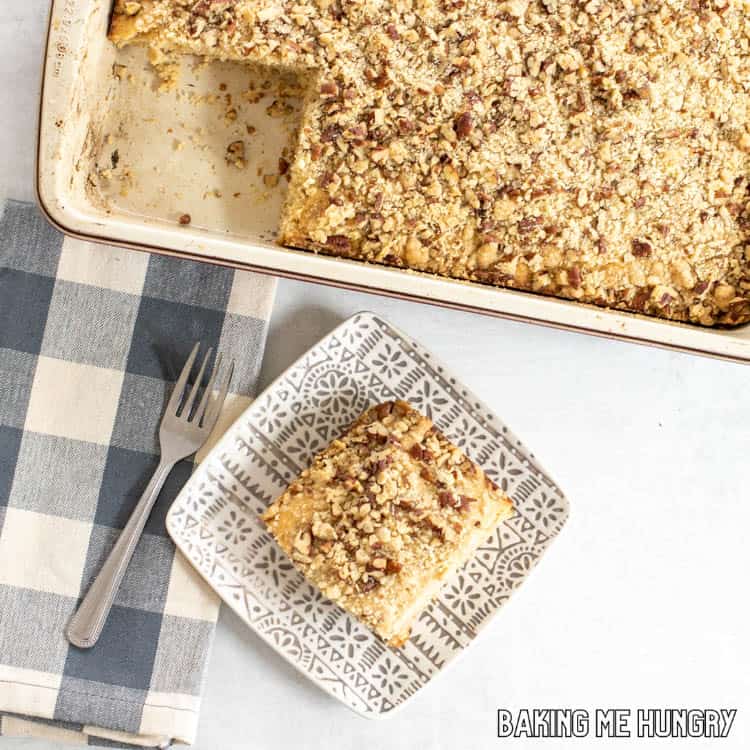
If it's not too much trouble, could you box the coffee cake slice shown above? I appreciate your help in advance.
[262,400,513,646]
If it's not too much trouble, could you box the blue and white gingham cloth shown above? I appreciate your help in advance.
[0,200,276,747]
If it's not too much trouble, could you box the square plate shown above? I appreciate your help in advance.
[166,312,569,717]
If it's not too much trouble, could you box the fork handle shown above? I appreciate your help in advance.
[66,459,175,649]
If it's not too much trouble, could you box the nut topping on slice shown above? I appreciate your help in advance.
[261,401,513,646]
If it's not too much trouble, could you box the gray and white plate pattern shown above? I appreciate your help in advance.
[166,312,569,717]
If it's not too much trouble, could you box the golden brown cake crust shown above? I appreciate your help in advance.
[111,0,750,326]
[261,400,513,646]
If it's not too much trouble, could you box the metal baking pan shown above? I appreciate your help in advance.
[36,0,750,364]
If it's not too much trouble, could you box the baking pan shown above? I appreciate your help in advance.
[36,0,750,364]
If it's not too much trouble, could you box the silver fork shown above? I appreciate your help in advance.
[66,343,234,649]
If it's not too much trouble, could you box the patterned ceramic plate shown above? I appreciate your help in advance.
[166,312,569,717]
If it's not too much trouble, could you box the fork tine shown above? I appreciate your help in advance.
[196,352,222,425]
[166,342,200,415]
[203,359,234,430]
[181,347,212,420]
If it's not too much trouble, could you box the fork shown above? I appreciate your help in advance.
[66,343,234,649]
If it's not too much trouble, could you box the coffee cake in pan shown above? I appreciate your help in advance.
[111,0,750,326]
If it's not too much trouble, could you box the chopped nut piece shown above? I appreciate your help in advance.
[320,80,338,97]
[294,529,312,555]
[226,140,246,168]
[454,112,473,139]
[632,240,652,258]
[326,234,351,253]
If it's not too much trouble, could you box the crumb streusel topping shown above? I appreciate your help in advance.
[111,0,750,326]
[262,400,513,645]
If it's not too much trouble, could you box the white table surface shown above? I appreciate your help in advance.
[3,4,749,749]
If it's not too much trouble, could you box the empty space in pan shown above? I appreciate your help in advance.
[86,46,304,243]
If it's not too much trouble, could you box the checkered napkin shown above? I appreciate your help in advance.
[0,200,276,747]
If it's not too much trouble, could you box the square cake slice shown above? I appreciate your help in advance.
[262,400,513,646]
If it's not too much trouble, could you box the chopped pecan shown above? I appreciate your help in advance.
[385,558,402,575]
[458,495,476,512]
[454,111,473,139]
[438,491,457,508]
[360,577,379,593]
[631,288,650,311]
[518,216,542,234]
[409,443,424,460]
[326,235,352,253]
[320,124,342,143]
[375,402,393,419]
